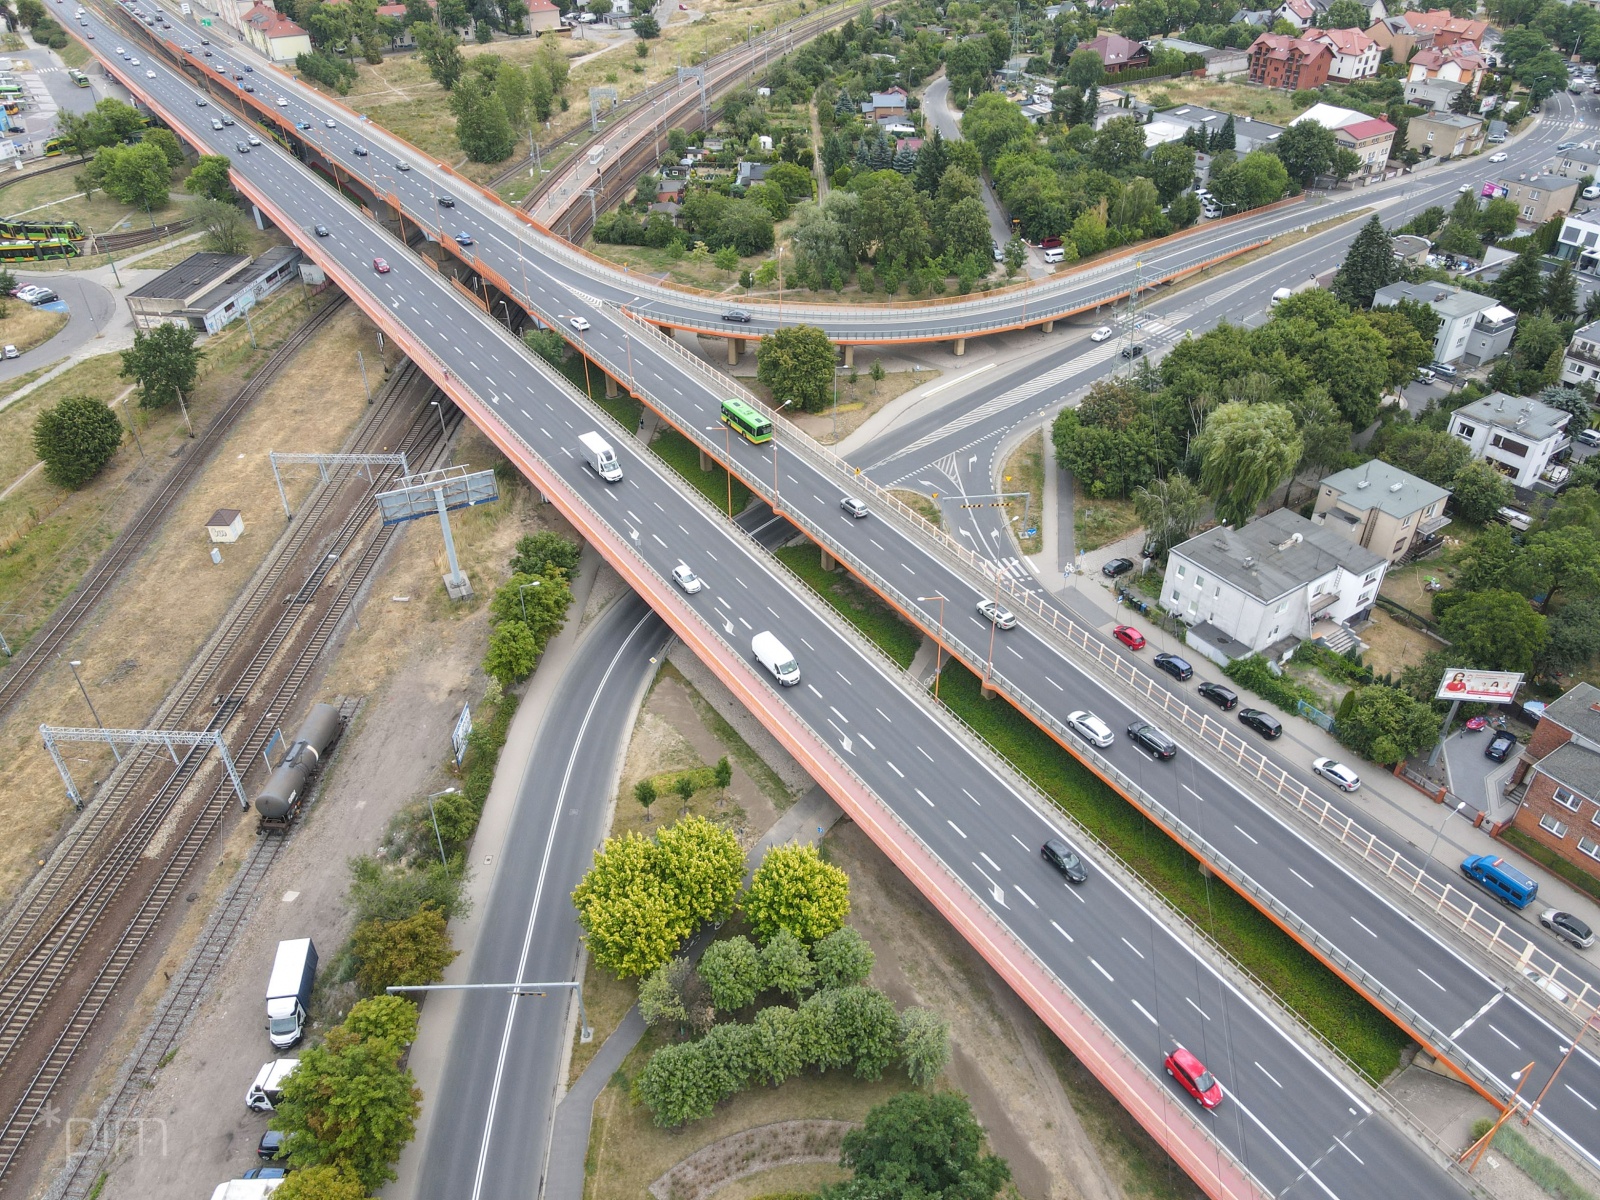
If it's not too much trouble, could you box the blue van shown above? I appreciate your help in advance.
[1461,854,1538,909]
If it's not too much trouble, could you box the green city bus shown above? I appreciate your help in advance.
[720,397,772,444]
[68,69,90,88]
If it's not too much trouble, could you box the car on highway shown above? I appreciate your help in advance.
[373,257,391,274]
[1489,151,1509,162]
[296,121,312,131]
[1121,344,1144,359]
[115,44,124,54]
[221,116,234,127]
[1197,681,1238,710]
[1127,720,1177,760]
[1238,708,1282,739]
[396,160,411,171]
[670,563,703,594]
[235,141,250,154]
[569,316,591,332]
[248,134,262,146]
[129,56,139,64]
[1540,908,1594,948]
[352,144,369,156]
[1312,758,1360,792]
[438,194,455,206]
[1090,326,1113,342]
[976,599,1016,629]
[1041,837,1087,883]
[722,309,753,323]
[840,496,869,519]
[1101,557,1135,578]
[1112,624,1145,650]
[276,95,288,106]
[1165,1046,1223,1108]
[1458,184,1471,193]
[145,69,154,78]
[1066,710,1114,748]
[195,96,207,106]
[1558,141,1577,151]
[314,224,329,237]
[1153,652,1193,681]
[324,118,336,128]
[454,233,474,246]
[1485,730,1518,762]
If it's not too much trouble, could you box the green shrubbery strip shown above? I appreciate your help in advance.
[651,424,754,515]
[1469,1119,1596,1200]
[774,544,922,668]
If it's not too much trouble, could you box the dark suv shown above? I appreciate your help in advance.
[1127,720,1177,760]
[1197,681,1237,710]
[1041,838,1088,883]
[1153,652,1193,682]
[1238,708,1283,739]
[1485,730,1517,762]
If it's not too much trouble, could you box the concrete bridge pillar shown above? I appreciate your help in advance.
[952,338,966,357]
[1042,320,1054,333]
[699,446,713,471]
[727,337,741,364]
[820,547,838,571]
[979,679,997,699]
[842,344,854,367]
[605,375,619,399]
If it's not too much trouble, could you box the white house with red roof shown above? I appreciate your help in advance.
[1407,44,1485,86]
[241,2,312,61]
[1295,103,1395,182]
[1304,27,1380,80]
[525,0,560,31]
[1274,0,1318,29]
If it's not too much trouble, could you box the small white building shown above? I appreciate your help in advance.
[1372,281,1515,365]
[1561,318,1600,387]
[1304,27,1381,80]
[1449,393,1573,489]
[1165,508,1388,664]
[206,509,244,543]
[1556,210,1600,272]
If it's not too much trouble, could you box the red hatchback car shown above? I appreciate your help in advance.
[1113,624,1146,650]
[373,258,391,274]
[1165,1046,1224,1109]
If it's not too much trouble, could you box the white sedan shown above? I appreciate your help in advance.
[569,316,591,332]
[276,96,289,107]
[145,70,155,78]
[976,599,1016,629]
[1312,758,1360,792]
[671,563,703,594]
[1090,326,1113,342]
[1067,710,1115,749]
[1489,151,1508,162]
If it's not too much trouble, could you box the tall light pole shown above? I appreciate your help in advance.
[430,399,449,446]
[917,594,947,698]
[1461,1061,1536,1172]
[706,424,733,515]
[1525,1013,1599,1125]
[424,787,458,866]
[67,659,120,763]
[1425,800,1468,874]
[517,579,542,623]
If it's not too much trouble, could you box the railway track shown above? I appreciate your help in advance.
[0,296,349,723]
[0,369,452,1192]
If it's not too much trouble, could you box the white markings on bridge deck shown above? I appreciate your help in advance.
[1234,825,1258,844]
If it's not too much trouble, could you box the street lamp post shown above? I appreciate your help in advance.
[430,399,449,446]
[982,571,1002,689]
[706,424,733,515]
[1425,800,1468,874]
[67,659,120,763]
[424,787,458,866]
[517,579,542,623]
[1525,1013,1600,1125]
[386,979,593,1043]
[1461,1061,1537,1172]
[917,594,947,698]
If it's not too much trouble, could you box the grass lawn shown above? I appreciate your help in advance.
[935,659,1411,1082]
[1074,487,1142,552]
[554,349,642,429]
[651,423,752,515]
[890,488,941,526]
[1131,77,1316,126]
[57,39,91,69]
[0,304,67,355]
[0,167,156,234]
[1002,430,1044,556]
[774,542,923,668]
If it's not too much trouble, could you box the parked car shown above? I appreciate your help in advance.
[1112,625,1145,650]
[1041,837,1088,883]
[1101,557,1135,578]
[1197,681,1238,710]
[257,1130,285,1161]
[1127,720,1177,760]
[1066,710,1114,748]
[1540,908,1594,948]
[840,497,869,519]
[1153,652,1193,682]
[976,599,1016,629]
[2,345,16,359]
[1579,428,1600,447]
[1312,758,1360,792]
[1238,708,1282,739]
[1165,1046,1224,1108]
[1485,730,1517,762]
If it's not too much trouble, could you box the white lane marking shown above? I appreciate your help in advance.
[735,576,748,588]
[651,534,666,548]
[1088,957,1114,982]
[737,617,752,630]
[1256,1062,1283,1088]
[1051,919,1075,944]
[981,852,1001,871]
[1332,1135,1364,1166]
[829,706,849,724]
[948,820,966,839]
[1014,886,1037,907]
[1131,999,1159,1025]
[1450,991,1505,1041]
[1228,1096,1339,1200]
[541,427,552,439]
[1013,835,1030,851]
[1350,916,1378,938]
[1233,825,1259,845]
[1489,1025,1520,1050]
[803,638,817,651]
[887,761,904,778]
[870,538,884,549]
[914,789,935,807]
[962,788,980,805]
[1182,784,1206,803]
[859,734,876,750]
[836,669,851,685]
[1417,968,1446,992]
[918,745,934,762]
[1121,937,1145,959]
[1289,868,1314,888]
[1565,1084,1597,1111]
[1048,678,1063,690]
[1186,997,1211,1021]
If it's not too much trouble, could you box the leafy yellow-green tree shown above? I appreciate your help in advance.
[742,842,850,943]
[484,620,539,687]
[268,1164,368,1200]
[655,816,743,924]
[350,904,459,995]
[756,324,836,413]
[339,995,420,1049]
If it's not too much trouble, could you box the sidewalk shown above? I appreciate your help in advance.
[1039,560,1600,965]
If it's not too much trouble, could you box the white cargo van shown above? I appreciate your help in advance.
[751,631,800,686]
[1042,247,1065,264]
[246,1059,299,1111]
[579,431,622,482]
[1271,287,1293,305]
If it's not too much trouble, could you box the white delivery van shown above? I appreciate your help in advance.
[210,1182,282,1199]
[1271,287,1293,305]
[1042,247,1065,264]
[579,431,622,482]
[751,631,800,686]
[246,1059,298,1111]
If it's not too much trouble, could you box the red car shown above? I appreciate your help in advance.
[1165,1047,1224,1109]
[373,258,391,274]
[1113,624,1146,650]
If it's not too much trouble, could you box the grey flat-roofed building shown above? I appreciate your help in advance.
[1450,392,1572,488]
[127,252,249,330]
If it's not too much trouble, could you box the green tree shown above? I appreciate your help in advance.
[1272,119,1337,186]
[638,956,691,1028]
[1519,526,1600,608]
[634,777,656,818]
[94,140,171,209]
[946,38,995,103]
[488,570,572,647]
[1148,140,1196,203]
[1377,425,1471,486]
[1333,685,1441,765]
[832,1092,1011,1200]
[1132,475,1204,556]
[633,1040,717,1126]
[1003,234,1027,276]
[269,1164,368,1200]
[713,755,732,789]
[1449,459,1512,525]
[743,842,850,943]
[766,160,815,203]
[941,197,992,263]
[1209,149,1288,211]
[452,75,516,162]
[350,903,458,994]
[32,396,122,490]
[760,927,816,997]
[195,197,250,254]
[830,984,902,1080]
[121,323,201,410]
[1481,197,1520,240]
[813,925,875,989]
[698,934,764,1010]
[1331,215,1399,308]
[1457,522,1521,593]
[1091,115,1148,174]
[414,23,465,89]
[1050,378,1169,499]
[654,815,743,926]
[1495,241,1549,313]
[143,127,185,169]
[1066,46,1106,90]
[483,620,539,686]
[960,92,1033,167]
[632,11,659,36]
[899,1007,950,1086]
[1544,259,1578,320]
[510,530,581,578]
[1540,598,1600,676]
[1331,147,1363,182]
[1193,402,1302,528]
[756,325,836,413]
[751,1004,808,1084]
[272,1036,420,1189]
[341,995,420,1048]
[1439,588,1548,672]
[572,830,681,978]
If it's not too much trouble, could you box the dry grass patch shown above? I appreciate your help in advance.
[0,304,68,355]
[1001,429,1044,556]
[1074,486,1141,552]
[0,168,156,233]
[889,488,941,526]
[1131,77,1314,125]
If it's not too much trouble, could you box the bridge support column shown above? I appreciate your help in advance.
[699,447,713,471]
[605,375,619,399]
[251,203,265,231]
[727,337,741,364]
[820,546,838,571]
[979,679,997,699]
[1042,320,1054,333]
[952,338,966,357]
[842,344,854,367]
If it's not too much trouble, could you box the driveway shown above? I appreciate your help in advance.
[1442,726,1521,824]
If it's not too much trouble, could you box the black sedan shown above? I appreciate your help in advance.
[1238,708,1283,739]
[1101,557,1135,578]
[1041,838,1088,883]
[1197,681,1238,710]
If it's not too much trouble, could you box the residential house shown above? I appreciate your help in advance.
[1312,460,1451,564]
[1274,0,1318,29]
[1166,508,1388,665]
[1560,318,1600,387]
[1404,8,1488,49]
[1493,173,1579,224]
[1391,233,1432,264]
[655,177,686,204]
[894,137,923,156]
[1407,45,1485,87]
[1449,392,1572,488]
[1556,210,1600,271]
[1507,683,1600,877]
[735,161,770,189]
[1294,104,1393,179]
[1154,36,1249,77]
[1404,77,1465,111]
[1544,145,1600,181]
[1232,7,1275,25]
[1366,13,1432,64]
[1304,27,1381,80]
[1407,110,1485,159]
[1373,281,1516,365]
[1246,33,1332,89]
[1081,33,1152,73]
[524,0,560,31]
[859,87,908,119]
[240,2,311,61]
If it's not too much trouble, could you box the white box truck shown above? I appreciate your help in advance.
[579,431,622,482]
[752,631,800,686]
[209,1181,282,1199]
[246,1059,299,1111]
[266,938,317,1049]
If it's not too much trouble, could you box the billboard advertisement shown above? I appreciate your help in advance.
[1436,668,1524,704]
